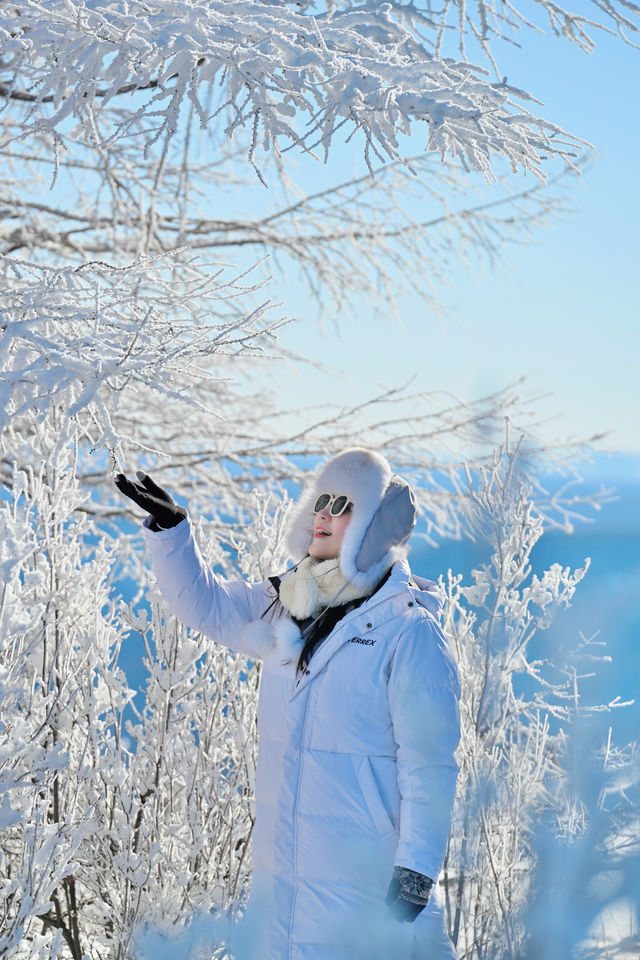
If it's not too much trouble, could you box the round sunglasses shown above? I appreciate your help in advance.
[313,493,352,517]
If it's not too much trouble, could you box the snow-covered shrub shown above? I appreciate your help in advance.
[441,436,636,960]
[0,420,131,959]
[0,417,271,958]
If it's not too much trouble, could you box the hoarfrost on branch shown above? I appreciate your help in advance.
[0,0,600,181]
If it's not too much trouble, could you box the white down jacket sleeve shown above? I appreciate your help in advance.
[142,515,271,655]
[388,613,461,882]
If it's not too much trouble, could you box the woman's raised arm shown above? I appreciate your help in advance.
[115,472,273,656]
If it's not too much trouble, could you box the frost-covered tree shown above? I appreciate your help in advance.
[2,0,634,480]
[440,436,637,960]
[0,412,265,959]
[0,1,637,958]
[1,0,638,324]
[0,417,131,959]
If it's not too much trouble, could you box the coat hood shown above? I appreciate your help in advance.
[284,448,418,591]
[408,572,445,618]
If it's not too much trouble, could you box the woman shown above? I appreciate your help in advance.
[115,448,460,960]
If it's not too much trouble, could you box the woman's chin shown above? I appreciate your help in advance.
[308,540,338,560]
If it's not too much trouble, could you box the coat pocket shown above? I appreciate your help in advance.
[352,755,397,838]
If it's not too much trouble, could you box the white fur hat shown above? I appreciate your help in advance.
[284,447,418,590]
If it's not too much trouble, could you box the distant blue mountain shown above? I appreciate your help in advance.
[536,451,640,534]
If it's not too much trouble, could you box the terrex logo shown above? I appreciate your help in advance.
[349,636,376,646]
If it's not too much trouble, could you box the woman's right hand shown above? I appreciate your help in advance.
[114,471,187,529]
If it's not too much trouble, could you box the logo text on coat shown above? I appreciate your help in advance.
[348,636,376,646]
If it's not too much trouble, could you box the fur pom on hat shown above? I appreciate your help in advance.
[284,447,418,590]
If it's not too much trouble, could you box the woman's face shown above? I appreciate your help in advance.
[308,500,352,560]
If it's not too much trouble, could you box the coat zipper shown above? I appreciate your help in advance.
[288,683,312,959]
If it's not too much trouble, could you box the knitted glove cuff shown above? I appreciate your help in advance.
[393,866,434,906]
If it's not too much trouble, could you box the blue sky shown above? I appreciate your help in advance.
[270,23,639,454]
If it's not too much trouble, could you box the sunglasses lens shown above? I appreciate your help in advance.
[330,495,349,516]
[314,493,331,514]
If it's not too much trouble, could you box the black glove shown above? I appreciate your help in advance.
[114,471,186,530]
[385,866,434,923]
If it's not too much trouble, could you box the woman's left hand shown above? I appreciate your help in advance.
[385,866,434,922]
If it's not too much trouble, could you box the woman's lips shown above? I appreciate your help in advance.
[314,528,330,537]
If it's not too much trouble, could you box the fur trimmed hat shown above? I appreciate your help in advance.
[284,447,418,590]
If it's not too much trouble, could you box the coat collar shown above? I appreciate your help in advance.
[237,560,443,679]
[345,558,444,617]
[288,559,443,697]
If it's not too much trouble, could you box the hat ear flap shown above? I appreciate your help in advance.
[354,476,417,574]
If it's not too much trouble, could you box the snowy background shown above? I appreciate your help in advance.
[1,1,638,958]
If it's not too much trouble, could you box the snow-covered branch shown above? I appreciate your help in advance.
[0,0,591,180]
[0,142,574,315]
[0,252,285,451]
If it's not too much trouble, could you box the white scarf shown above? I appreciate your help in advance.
[278,555,373,620]
[237,556,379,666]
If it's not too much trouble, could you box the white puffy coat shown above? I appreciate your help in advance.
[143,517,460,960]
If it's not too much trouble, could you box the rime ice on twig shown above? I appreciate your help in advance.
[0,0,596,181]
